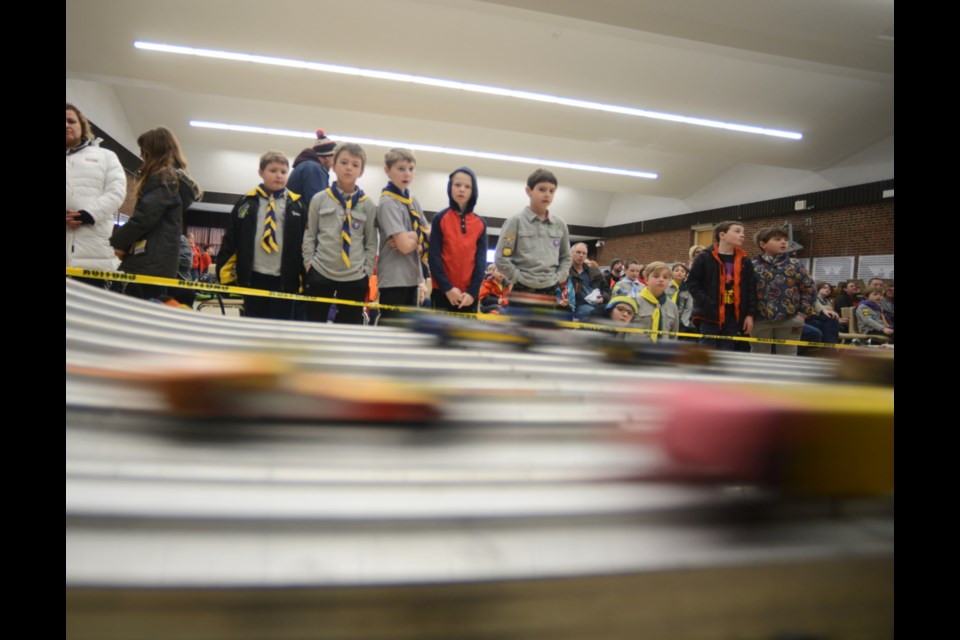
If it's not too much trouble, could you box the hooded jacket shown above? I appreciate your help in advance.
[66,138,127,270]
[110,170,201,278]
[287,150,329,208]
[428,167,488,299]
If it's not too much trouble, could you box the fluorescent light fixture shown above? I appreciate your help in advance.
[190,120,658,179]
[136,41,803,141]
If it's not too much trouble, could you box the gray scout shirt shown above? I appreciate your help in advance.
[628,294,680,343]
[376,193,425,288]
[303,188,378,282]
[253,194,285,276]
[495,207,572,289]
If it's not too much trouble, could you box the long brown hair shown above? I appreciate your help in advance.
[136,127,188,196]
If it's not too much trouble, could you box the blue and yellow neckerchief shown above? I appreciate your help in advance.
[382,182,428,265]
[327,183,367,268]
[255,184,285,254]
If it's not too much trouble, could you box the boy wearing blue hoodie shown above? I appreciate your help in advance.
[428,167,488,313]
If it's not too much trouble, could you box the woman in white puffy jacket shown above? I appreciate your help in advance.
[66,103,127,270]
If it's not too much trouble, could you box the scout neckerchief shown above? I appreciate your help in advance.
[256,184,284,254]
[326,182,367,268]
[381,182,428,265]
[670,280,681,305]
[639,287,669,343]
[860,299,892,328]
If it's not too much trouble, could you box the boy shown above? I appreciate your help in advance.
[611,260,645,301]
[856,286,894,341]
[631,262,680,343]
[302,143,377,324]
[751,226,815,355]
[198,244,213,278]
[478,265,511,314]
[667,263,695,333]
[218,150,307,320]
[428,167,488,313]
[687,220,756,350]
[495,168,572,296]
[377,148,426,319]
[600,295,639,331]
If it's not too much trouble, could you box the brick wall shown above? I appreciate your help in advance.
[597,200,894,266]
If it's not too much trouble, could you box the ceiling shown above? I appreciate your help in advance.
[66,0,894,226]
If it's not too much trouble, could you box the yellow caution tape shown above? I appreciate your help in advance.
[67,268,863,349]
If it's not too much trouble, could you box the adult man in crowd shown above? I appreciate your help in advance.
[568,242,611,320]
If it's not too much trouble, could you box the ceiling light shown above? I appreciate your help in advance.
[189,120,658,178]
[137,41,803,140]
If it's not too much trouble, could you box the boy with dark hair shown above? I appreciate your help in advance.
[750,226,815,355]
[856,286,894,341]
[302,143,377,324]
[218,150,307,320]
[612,260,645,301]
[495,168,572,296]
[428,167,487,313]
[687,220,756,350]
[377,148,426,319]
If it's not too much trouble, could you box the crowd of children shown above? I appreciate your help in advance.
[69,113,892,349]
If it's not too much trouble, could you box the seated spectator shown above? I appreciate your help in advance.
[567,242,611,320]
[856,286,894,342]
[598,295,639,335]
[611,260,645,302]
[198,244,213,277]
[835,279,862,329]
[881,284,894,324]
[805,281,841,344]
[479,266,511,314]
[605,258,624,289]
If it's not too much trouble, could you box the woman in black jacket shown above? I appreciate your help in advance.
[110,127,201,299]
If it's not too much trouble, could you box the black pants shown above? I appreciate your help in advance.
[123,282,167,301]
[303,269,368,325]
[378,286,419,321]
[431,290,477,314]
[243,272,295,320]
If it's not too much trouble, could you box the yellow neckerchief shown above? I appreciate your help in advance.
[639,287,664,343]
[254,185,283,254]
[381,189,428,265]
[670,280,681,305]
[326,185,367,268]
